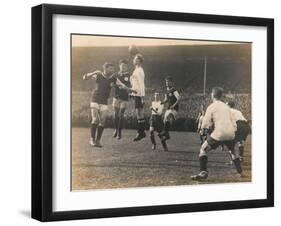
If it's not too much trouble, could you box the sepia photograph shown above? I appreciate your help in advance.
[31,4,274,221]
[71,34,252,190]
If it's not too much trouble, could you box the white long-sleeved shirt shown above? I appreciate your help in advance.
[202,100,236,141]
[230,108,247,122]
[130,66,145,97]
[151,101,164,115]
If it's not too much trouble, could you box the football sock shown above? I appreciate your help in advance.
[91,123,97,140]
[239,146,244,157]
[114,113,119,130]
[233,158,243,174]
[118,117,123,138]
[96,126,104,141]
[150,131,156,145]
[137,118,145,134]
[118,116,123,130]
[199,155,208,172]
[161,140,168,150]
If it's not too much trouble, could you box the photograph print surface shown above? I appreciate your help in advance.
[71,34,251,190]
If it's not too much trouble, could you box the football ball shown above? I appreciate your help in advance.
[128,44,139,56]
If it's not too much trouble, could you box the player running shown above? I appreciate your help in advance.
[112,59,131,140]
[83,62,133,148]
[191,87,243,180]
[159,76,181,142]
[227,100,251,162]
[130,54,146,141]
[149,92,168,151]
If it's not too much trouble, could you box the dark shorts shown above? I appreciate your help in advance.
[134,96,144,109]
[207,136,235,151]
[150,115,163,133]
[235,120,250,142]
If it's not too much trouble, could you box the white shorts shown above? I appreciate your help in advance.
[112,98,128,109]
[164,109,178,120]
[90,102,108,111]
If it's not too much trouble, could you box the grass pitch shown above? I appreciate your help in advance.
[72,128,251,190]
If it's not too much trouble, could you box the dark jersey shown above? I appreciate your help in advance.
[166,87,180,111]
[91,73,116,105]
[113,72,131,101]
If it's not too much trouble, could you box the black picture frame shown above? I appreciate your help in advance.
[32,3,274,222]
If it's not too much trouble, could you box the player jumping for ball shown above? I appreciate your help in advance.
[149,92,168,151]
[112,59,131,140]
[130,54,147,141]
[159,76,181,142]
[191,87,243,180]
[83,62,133,148]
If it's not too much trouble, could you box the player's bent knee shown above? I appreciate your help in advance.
[98,119,106,127]
[91,117,98,124]
[164,113,174,123]
[168,117,174,124]
[231,152,240,160]
[164,114,170,122]
[98,122,105,127]
[199,149,207,157]
[199,141,211,157]
[238,141,244,147]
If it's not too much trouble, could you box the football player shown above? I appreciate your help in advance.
[112,59,131,139]
[149,92,167,151]
[197,110,207,145]
[130,54,146,141]
[227,100,251,162]
[159,76,181,142]
[83,62,116,148]
[191,87,243,180]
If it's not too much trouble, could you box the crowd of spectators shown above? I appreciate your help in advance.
[72,91,251,131]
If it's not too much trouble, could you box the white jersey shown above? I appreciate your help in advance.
[151,101,164,115]
[130,66,145,97]
[230,108,247,122]
[202,100,237,141]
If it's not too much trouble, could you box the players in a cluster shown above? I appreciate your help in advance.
[191,87,244,180]
[82,52,147,148]
[83,62,134,147]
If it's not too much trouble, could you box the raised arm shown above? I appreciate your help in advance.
[82,70,102,80]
